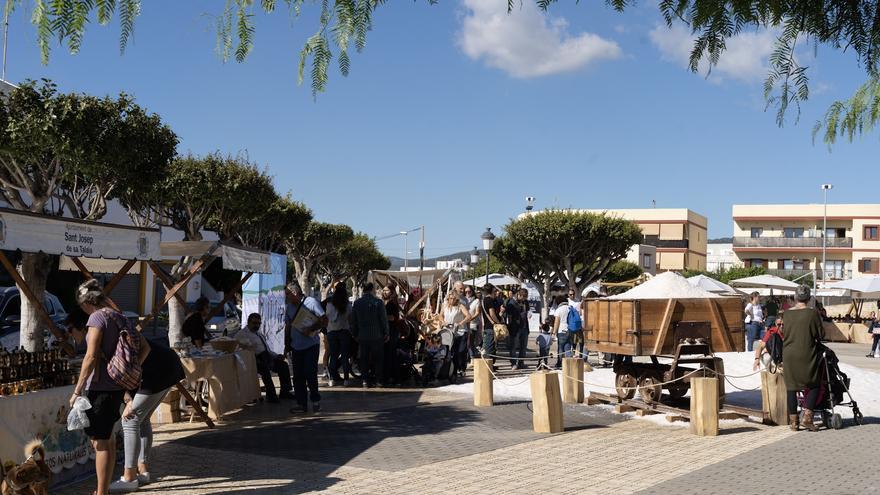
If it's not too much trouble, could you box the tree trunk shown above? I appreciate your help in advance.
[294,259,313,296]
[166,256,193,346]
[541,278,553,320]
[17,253,53,352]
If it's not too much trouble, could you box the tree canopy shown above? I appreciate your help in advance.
[286,221,355,290]
[493,210,642,311]
[603,260,643,284]
[20,0,880,141]
[316,232,389,294]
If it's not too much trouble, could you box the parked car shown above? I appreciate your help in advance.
[205,301,242,338]
[0,287,69,351]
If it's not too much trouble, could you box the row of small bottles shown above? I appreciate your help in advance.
[0,345,76,395]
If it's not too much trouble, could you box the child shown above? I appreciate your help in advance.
[536,321,553,367]
[422,334,447,385]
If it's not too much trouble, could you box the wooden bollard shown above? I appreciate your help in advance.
[472,358,494,407]
[562,357,584,404]
[530,371,564,433]
[690,377,719,437]
[760,370,788,426]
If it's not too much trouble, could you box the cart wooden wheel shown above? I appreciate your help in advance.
[615,373,637,400]
[667,382,689,400]
[638,376,663,404]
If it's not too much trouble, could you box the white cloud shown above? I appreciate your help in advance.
[458,0,622,78]
[649,24,778,83]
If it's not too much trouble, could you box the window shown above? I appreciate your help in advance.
[783,228,804,238]
[747,259,765,268]
[859,258,880,274]
[750,228,763,238]
[864,225,879,241]
[782,259,805,271]
[824,260,845,279]
[642,254,652,269]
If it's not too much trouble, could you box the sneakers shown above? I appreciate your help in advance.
[328,379,336,388]
[109,477,139,493]
[313,402,321,413]
[137,473,151,485]
[343,379,353,387]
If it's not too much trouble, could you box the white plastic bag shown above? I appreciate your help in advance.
[67,396,92,431]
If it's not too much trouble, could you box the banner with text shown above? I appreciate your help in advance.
[241,253,287,354]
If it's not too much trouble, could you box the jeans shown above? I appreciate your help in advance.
[555,332,573,367]
[326,330,352,381]
[257,353,292,400]
[121,388,170,469]
[538,346,549,367]
[481,327,496,360]
[746,322,764,352]
[871,334,880,356]
[359,339,385,385]
[507,328,529,368]
[292,344,321,407]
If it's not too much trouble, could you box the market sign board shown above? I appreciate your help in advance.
[0,208,161,260]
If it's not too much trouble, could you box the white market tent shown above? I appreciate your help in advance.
[0,208,161,354]
[829,276,880,299]
[462,273,523,288]
[730,274,800,293]
[687,274,742,296]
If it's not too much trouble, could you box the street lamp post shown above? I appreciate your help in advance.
[821,184,833,288]
[400,230,408,271]
[481,227,495,288]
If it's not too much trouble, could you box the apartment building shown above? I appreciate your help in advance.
[576,208,708,271]
[732,204,880,282]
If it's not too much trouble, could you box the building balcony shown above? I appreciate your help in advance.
[733,237,852,249]
[766,269,851,281]
[642,236,688,249]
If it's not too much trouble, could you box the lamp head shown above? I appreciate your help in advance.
[821,184,833,190]
[481,227,496,250]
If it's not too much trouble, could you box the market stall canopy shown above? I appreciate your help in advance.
[829,277,880,299]
[369,269,448,292]
[59,256,144,274]
[462,273,523,288]
[729,274,800,292]
[687,275,742,296]
[160,241,271,273]
[0,207,160,260]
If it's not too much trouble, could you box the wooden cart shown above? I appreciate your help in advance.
[583,297,745,404]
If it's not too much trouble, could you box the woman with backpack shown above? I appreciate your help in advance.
[69,279,151,495]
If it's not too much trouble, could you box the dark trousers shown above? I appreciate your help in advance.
[482,327,496,359]
[257,353,292,400]
[871,334,880,356]
[787,386,821,413]
[507,328,528,368]
[292,344,321,407]
[538,346,549,367]
[359,339,384,385]
[326,330,352,381]
[383,334,399,384]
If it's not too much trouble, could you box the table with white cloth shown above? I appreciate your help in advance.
[180,349,260,421]
[0,385,94,487]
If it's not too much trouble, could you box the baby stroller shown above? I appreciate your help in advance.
[799,344,863,429]
[421,325,456,385]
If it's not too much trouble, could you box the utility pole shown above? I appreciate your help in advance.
[821,184,833,291]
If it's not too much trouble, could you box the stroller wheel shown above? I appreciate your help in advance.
[829,413,844,430]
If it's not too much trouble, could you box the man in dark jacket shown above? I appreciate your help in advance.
[351,283,390,388]
[504,289,530,370]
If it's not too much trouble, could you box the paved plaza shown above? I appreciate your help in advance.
[57,344,880,495]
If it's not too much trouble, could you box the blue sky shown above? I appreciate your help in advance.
[4,0,877,258]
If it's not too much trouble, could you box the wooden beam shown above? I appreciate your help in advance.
[651,298,676,356]
[138,257,210,331]
[70,257,93,280]
[147,261,188,307]
[707,299,735,352]
[0,251,74,356]
[103,259,137,296]
[204,272,253,322]
[174,382,214,429]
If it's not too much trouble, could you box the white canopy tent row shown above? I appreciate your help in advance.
[462,273,523,288]
[687,275,742,296]
[830,276,880,299]
[729,274,801,293]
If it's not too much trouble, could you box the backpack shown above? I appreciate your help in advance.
[765,331,783,367]
[103,309,142,390]
[566,305,583,333]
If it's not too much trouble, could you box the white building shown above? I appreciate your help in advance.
[706,243,740,272]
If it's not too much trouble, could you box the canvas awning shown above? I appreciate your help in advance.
[0,207,160,260]
[369,269,448,291]
[463,273,523,287]
[160,241,271,274]
[687,275,742,296]
[59,256,144,274]
[829,276,880,299]
[730,274,800,292]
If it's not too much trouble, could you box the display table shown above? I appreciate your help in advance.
[180,350,260,421]
[0,385,94,487]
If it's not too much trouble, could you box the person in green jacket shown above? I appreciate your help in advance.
[782,285,826,432]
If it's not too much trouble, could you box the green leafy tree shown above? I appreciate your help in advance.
[0,79,177,351]
[286,221,354,292]
[235,195,312,252]
[603,260,643,284]
[21,0,880,141]
[493,210,642,313]
[316,233,389,297]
